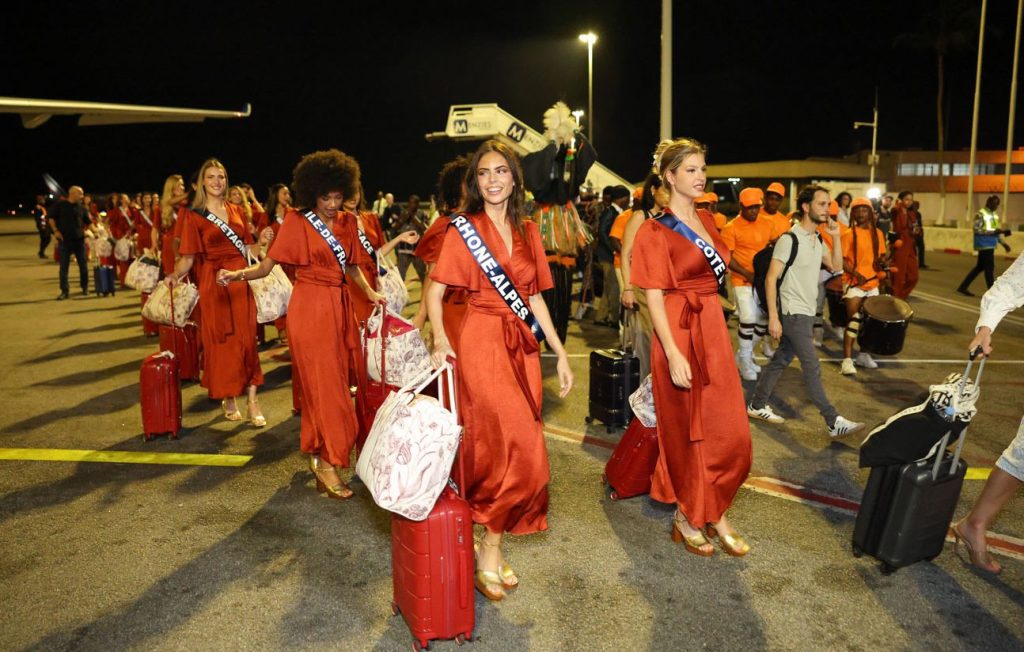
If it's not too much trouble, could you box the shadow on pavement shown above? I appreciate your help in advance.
[1,384,138,434]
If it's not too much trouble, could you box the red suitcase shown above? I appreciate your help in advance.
[158,323,201,382]
[356,317,399,451]
[603,418,660,500]
[141,293,160,336]
[390,363,474,650]
[140,351,181,441]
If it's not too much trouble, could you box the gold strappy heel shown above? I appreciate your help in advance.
[706,524,751,557]
[308,455,353,500]
[671,514,715,556]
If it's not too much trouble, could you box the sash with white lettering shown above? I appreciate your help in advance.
[656,212,728,286]
[356,228,379,270]
[449,214,545,344]
[302,210,347,271]
[197,208,248,259]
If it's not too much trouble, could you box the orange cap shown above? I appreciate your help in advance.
[704,192,719,203]
[739,187,764,207]
[850,197,873,210]
[632,187,643,201]
[828,200,839,216]
[766,182,785,197]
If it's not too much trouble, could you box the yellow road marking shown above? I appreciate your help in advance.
[0,448,251,467]
[966,467,992,480]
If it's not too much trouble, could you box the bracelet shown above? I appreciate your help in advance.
[240,271,246,281]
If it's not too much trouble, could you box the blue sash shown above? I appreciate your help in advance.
[449,214,545,344]
[302,210,348,271]
[656,212,728,286]
[355,227,380,271]
[197,208,247,259]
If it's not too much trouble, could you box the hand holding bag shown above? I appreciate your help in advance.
[356,363,462,520]
[629,373,656,428]
[142,279,199,327]
[245,253,292,323]
[125,250,161,292]
[362,303,431,386]
[377,255,409,315]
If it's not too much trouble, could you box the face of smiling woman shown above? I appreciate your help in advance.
[476,151,514,209]
[204,166,226,199]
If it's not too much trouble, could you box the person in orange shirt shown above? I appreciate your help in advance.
[760,181,791,240]
[813,200,850,346]
[720,187,774,380]
[609,187,642,312]
[695,192,727,232]
[840,198,887,376]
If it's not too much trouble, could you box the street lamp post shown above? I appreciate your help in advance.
[853,90,880,189]
[578,32,597,147]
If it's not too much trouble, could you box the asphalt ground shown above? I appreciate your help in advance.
[0,217,1021,651]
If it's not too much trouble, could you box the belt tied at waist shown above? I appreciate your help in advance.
[470,303,541,421]
[295,267,344,287]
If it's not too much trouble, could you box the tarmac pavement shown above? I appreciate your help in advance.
[0,217,1021,651]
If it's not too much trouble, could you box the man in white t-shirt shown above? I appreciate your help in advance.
[746,185,864,438]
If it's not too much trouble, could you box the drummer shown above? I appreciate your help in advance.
[840,198,888,376]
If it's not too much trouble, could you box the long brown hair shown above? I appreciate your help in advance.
[160,175,182,230]
[462,139,526,237]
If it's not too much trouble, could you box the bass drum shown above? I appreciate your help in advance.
[824,275,847,328]
[857,295,914,356]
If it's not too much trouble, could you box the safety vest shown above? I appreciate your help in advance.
[974,207,1000,250]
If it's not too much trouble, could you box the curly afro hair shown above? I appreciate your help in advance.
[291,149,360,209]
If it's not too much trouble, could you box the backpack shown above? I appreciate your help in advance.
[752,231,820,312]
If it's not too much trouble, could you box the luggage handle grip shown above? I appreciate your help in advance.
[930,429,968,481]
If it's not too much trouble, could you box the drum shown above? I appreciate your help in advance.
[826,288,848,328]
[857,295,913,356]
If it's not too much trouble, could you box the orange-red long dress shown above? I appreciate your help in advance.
[178,203,263,399]
[630,211,752,527]
[268,213,293,335]
[136,209,156,252]
[108,207,136,284]
[430,214,554,535]
[415,215,469,348]
[268,209,368,467]
[346,210,385,324]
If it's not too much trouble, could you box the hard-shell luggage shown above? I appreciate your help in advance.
[140,351,181,441]
[586,348,639,431]
[141,293,160,336]
[852,354,983,574]
[94,265,116,296]
[158,323,201,382]
[390,359,474,650]
[603,418,659,500]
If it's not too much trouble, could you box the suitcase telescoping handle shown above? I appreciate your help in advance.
[931,349,988,481]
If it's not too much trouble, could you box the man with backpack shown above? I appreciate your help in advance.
[746,185,865,438]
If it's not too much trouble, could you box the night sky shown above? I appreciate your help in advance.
[2,0,1021,208]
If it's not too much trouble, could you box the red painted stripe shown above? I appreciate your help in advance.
[744,476,861,512]
[544,424,616,450]
[944,248,962,255]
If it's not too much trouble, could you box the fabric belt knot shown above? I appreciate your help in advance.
[474,303,541,421]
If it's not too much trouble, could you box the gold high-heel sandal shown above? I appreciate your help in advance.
[308,455,353,500]
[706,524,750,557]
[952,521,1000,573]
[475,539,518,590]
[671,514,715,557]
[246,399,266,427]
[221,399,243,422]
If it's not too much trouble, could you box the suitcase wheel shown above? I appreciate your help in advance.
[390,601,399,616]
[292,408,301,416]
[143,434,152,442]
[606,426,614,434]
[411,640,429,651]
[584,416,594,425]
[170,432,179,440]
[924,554,938,562]
[455,634,467,646]
[851,543,863,558]
[879,562,896,576]
[609,490,620,501]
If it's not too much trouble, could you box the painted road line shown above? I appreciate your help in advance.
[965,467,992,480]
[545,425,1021,559]
[913,290,1024,328]
[0,448,252,467]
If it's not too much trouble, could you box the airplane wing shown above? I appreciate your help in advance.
[0,97,251,128]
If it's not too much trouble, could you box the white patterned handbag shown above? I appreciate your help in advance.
[629,373,656,428]
[376,255,408,315]
[246,254,292,323]
[114,236,134,261]
[93,235,113,258]
[125,250,161,292]
[356,363,462,520]
[142,279,199,327]
[362,304,431,386]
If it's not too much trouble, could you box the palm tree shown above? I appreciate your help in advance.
[895,0,979,224]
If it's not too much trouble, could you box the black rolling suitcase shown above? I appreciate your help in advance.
[586,312,640,431]
[852,355,984,574]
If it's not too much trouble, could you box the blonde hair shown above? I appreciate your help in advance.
[228,185,252,221]
[657,137,708,188]
[160,174,182,230]
[192,158,229,211]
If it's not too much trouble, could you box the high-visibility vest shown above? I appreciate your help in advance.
[974,207,1000,250]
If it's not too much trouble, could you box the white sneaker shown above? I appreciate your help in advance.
[747,403,785,424]
[831,325,846,341]
[856,352,878,369]
[812,328,824,348]
[736,353,759,381]
[761,339,775,359]
[829,415,865,438]
[840,357,857,376]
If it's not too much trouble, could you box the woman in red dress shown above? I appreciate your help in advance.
[108,193,137,287]
[631,137,753,557]
[166,158,269,426]
[218,150,383,499]
[263,183,293,345]
[158,175,189,277]
[427,140,573,601]
[136,192,157,253]
[413,155,471,340]
[343,183,419,324]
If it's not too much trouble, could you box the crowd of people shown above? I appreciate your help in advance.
[34,132,1020,604]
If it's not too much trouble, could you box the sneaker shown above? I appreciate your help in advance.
[761,340,775,359]
[956,287,974,297]
[812,328,824,348]
[828,416,865,438]
[56,292,69,301]
[856,352,878,369]
[736,353,759,381]
[747,403,785,424]
[840,357,857,376]
[831,325,847,341]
